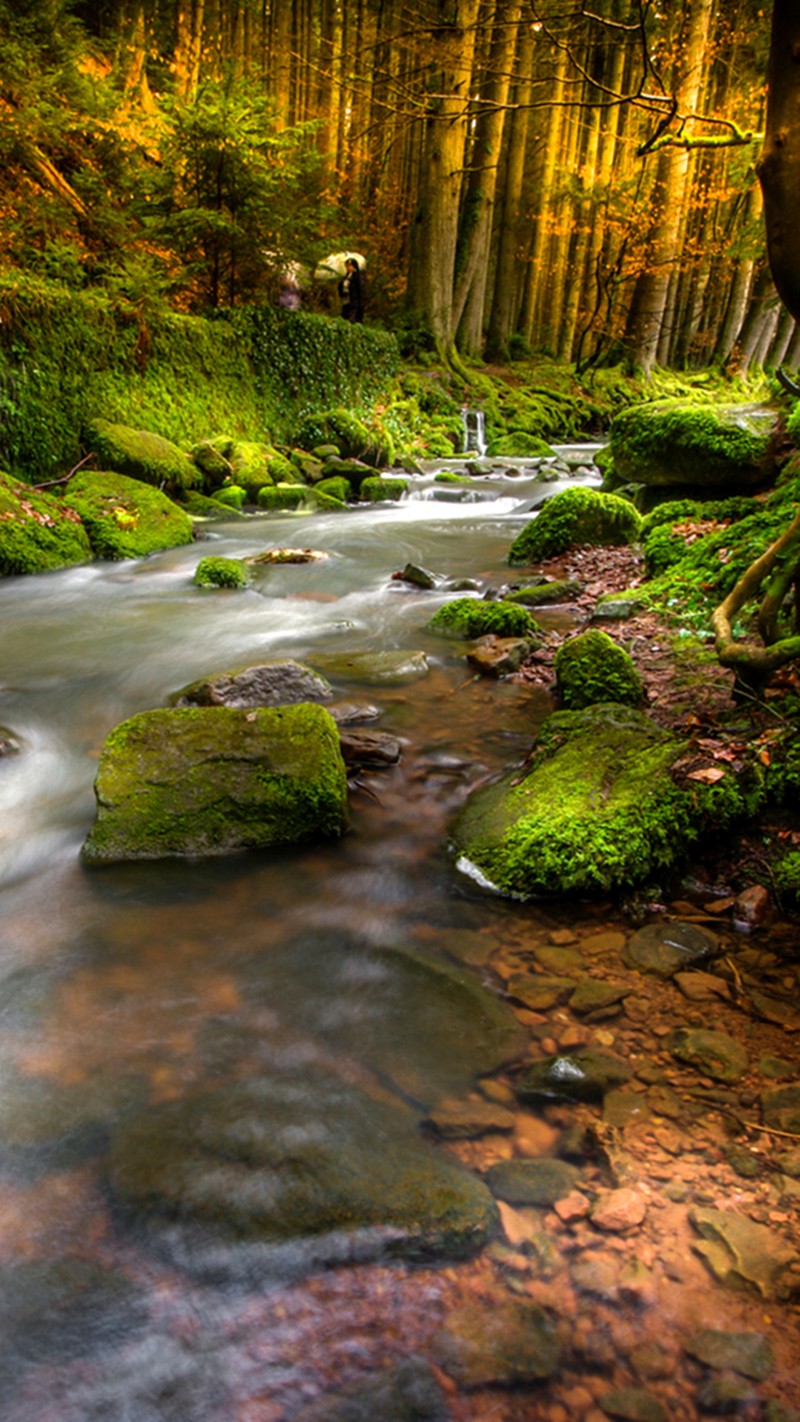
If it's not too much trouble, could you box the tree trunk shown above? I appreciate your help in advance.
[759,0,800,323]
[625,0,714,375]
[485,21,534,358]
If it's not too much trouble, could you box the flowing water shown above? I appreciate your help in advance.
[0,453,628,1419]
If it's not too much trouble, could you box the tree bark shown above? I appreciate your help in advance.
[758,0,800,323]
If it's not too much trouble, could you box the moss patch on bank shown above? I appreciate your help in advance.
[0,470,92,574]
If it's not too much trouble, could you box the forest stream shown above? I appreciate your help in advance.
[1,455,799,1422]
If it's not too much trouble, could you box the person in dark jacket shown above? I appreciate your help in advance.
[338,258,364,322]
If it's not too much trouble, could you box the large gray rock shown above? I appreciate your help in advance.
[82,704,348,862]
[174,660,333,708]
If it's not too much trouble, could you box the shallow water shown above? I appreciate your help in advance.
[0,458,601,1418]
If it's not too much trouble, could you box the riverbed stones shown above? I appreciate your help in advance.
[82,703,348,862]
[434,1299,560,1386]
[338,728,402,769]
[105,1068,500,1272]
[689,1205,800,1298]
[669,1026,749,1083]
[451,704,729,898]
[761,1085,800,1134]
[622,921,717,977]
[597,1385,667,1422]
[174,659,334,708]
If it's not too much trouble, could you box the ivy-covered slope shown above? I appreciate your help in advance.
[0,276,399,482]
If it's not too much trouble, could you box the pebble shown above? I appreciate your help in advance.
[591,1187,648,1233]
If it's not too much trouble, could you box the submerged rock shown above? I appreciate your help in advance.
[82,703,348,862]
[669,1026,749,1083]
[684,1327,774,1380]
[484,1157,581,1206]
[310,649,429,685]
[515,1047,632,1103]
[689,1205,800,1299]
[105,1068,499,1273]
[293,1358,451,1422]
[623,921,718,977]
[434,1298,560,1386]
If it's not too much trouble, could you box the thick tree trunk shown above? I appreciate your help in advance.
[758,0,800,323]
[625,0,714,375]
[406,0,481,362]
[485,22,534,358]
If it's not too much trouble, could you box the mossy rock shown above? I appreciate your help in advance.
[257,484,313,511]
[608,401,776,490]
[105,1066,499,1268]
[359,476,408,503]
[428,597,540,640]
[554,630,643,709]
[503,580,582,607]
[266,451,305,485]
[508,488,642,565]
[62,471,193,560]
[83,419,201,497]
[485,433,555,459]
[190,439,233,488]
[434,471,472,485]
[82,703,348,863]
[183,490,245,519]
[316,475,353,503]
[0,471,92,575]
[193,556,251,589]
[451,703,757,899]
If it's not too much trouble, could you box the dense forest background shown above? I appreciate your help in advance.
[0,0,786,375]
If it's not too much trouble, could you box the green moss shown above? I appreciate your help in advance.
[640,497,757,537]
[183,490,245,519]
[452,704,756,898]
[359,476,408,503]
[214,485,246,510]
[608,401,775,488]
[508,488,642,566]
[315,475,352,502]
[429,597,539,640]
[0,470,92,575]
[84,419,201,498]
[554,630,643,709]
[485,433,555,458]
[256,484,312,511]
[503,580,581,607]
[82,703,349,863]
[266,451,304,485]
[434,471,472,485]
[193,556,250,589]
[190,439,232,488]
[774,851,800,906]
[61,470,193,560]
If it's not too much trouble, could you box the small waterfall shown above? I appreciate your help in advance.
[462,407,486,456]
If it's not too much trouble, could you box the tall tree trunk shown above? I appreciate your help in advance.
[625,0,714,375]
[759,0,800,323]
[518,45,568,345]
[485,20,534,357]
[406,0,481,363]
[455,1,521,355]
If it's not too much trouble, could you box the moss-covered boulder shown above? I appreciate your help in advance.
[608,401,776,491]
[190,438,233,489]
[508,488,642,566]
[428,597,540,641]
[554,630,643,709]
[316,475,353,503]
[62,471,193,560]
[503,580,582,607]
[451,703,755,898]
[82,704,348,863]
[105,1066,499,1271]
[485,433,555,459]
[193,556,250,589]
[360,476,408,503]
[0,471,92,575]
[257,484,314,511]
[83,419,201,497]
